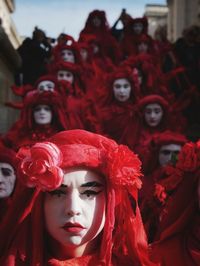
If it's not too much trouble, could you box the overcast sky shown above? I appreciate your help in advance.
[12,0,166,40]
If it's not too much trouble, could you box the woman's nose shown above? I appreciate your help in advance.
[65,191,81,216]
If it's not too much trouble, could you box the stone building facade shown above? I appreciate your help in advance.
[144,4,168,38]
[0,0,21,134]
[167,0,200,41]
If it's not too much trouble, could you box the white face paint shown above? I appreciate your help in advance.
[133,22,143,34]
[80,48,88,62]
[37,80,55,93]
[144,103,163,127]
[159,144,182,167]
[138,42,148,53]
[0,162,16,198]
[33,104,52,125]
[61,49,75,63]
[57,70,74,84]
[44,169,106,257]
[113,78,132,102]
[92,16,101,27]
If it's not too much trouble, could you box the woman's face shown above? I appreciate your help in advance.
[33,104,52,125]
[158,144,182,166]
[92,16,101,27]
[44,169,106,256]
[144,103,163,127]
[0,162,16,198]
[57,70,74,84]
[113,78,132,102]
[80,48,88,62]
[61,49,75,63]
[138,42,148,53]
[37,80,55,92]
[133,22,143,34]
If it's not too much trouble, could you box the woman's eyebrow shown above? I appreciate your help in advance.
[81,181,103,188]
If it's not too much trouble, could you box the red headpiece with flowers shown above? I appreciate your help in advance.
[3,129,155,265]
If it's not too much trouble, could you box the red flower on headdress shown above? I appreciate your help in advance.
[17,142,64,191]
[176,142,198,172]
[154,183,167,204]
[108,145,142,189]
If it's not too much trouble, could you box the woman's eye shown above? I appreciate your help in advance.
[49,190,66,197]
[114,85,120,89]
[2,168,12,177]
[81,190,102,198]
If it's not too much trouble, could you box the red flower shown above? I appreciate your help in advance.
[176,142,198,172]
[107,145,142,189]
[17,142,63,191]
[154,183,167,204]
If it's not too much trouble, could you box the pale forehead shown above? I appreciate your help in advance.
[160,144,182,151]
[133,22,143,27]
[62,168,104,186]
[58,70,72,74]
[62,49,73,53]
[145,103,162,109]
[38,80,54,86]
[113,78,130,84]
[0,162,14,171]
[34,104,50,108]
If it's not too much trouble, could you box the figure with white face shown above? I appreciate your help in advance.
[0,162,16,199]
[144,103,163,127]
[0,130,153,265]
[92,16,101,27]
[33,104,52,125]
[158,144,182,167]
[61,49,75,63]
[57,70,74,84]
[44,168,106,258]
[133,22,143,35]
[113,78,132,102]
[80,48,88,62]
[138,42,149,53]
[37,80,55,93]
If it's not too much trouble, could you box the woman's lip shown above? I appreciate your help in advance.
[62,223,86,233]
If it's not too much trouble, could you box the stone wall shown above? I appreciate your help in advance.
[0,25,21,134]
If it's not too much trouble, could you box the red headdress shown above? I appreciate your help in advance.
[137,94,170,128]
[151,140,200,265]
[0,130,156,266]
[80,9,110,37]
[143,130,188,174]
[21,90,67,130]
[34,74,58,90]
[130,17,148,35]
[0,145,19,171]
[52,41,82,65]
[99,66,140,105]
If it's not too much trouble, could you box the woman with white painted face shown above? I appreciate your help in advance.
[84,66,140,141]
[119,94,171,153]
[4,91,68,151]
[139,130,188,242]
[0,145,19,224]
[151,140,200,266]
[0,130,156,266]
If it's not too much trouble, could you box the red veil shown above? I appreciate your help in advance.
[0,130,156,266]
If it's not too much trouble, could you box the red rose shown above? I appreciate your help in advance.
[176,142,198,172]
[154,183,167,204]
[17,142,63,191]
